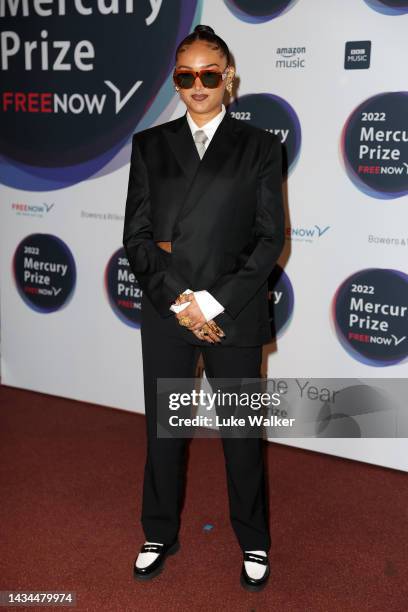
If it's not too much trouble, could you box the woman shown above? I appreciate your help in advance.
[123,24,285,591]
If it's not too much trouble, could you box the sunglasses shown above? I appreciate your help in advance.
[173,68,229,89]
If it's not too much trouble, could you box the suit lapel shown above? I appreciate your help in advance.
[164,111,201,182]
[163,110,240,227]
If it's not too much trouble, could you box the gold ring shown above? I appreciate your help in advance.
[179,316,192,327]
[208,322,221,334]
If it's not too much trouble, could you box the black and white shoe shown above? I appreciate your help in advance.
[133,539,180,581]
[240,550,270,591]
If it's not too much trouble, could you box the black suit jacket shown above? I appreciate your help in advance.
[123,109,285,346]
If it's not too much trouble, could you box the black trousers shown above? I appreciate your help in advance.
[139,291,271,552]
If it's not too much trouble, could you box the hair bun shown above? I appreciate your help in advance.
[194,24,215,34]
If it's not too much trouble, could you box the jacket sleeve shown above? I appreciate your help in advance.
[122,134,189,317]
[208,134,285,320]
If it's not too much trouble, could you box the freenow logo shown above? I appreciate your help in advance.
[2,82,144,115]
[0,0,199,190]
[11,201,55,218]
[364,0,408,15]
[286,224,330,243]
[332,268,408,366]
[224,0,299,23]
[344,41,371,69]
[276,46,306,69]
[341,92,408,198]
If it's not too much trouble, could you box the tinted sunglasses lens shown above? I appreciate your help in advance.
[201,71,222,88]
[174,73,195,88]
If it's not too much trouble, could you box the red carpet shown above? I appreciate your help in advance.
[1,383,407,611]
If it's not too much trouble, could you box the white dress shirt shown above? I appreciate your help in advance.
[169,105,226,322]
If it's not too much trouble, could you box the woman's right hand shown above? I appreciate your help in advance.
[191,320,225,344]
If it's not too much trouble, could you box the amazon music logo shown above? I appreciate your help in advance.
[228,93,301,176]
[341,92,408,198]
[275,46,306,69]
[363,0,408,15]
[332,268,408,366]
[224,0,299,22]
[0,0,199,190]
[13,233,76,313]
[105,247,142,328]
[268,265,294,339]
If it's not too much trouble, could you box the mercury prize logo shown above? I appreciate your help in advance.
[363,0,408,15]
[13,233,76,312]
[105,247,142,327]
[228,93,301,176]
[332,268,408,366]
[224,0,298,22]
[0,1,200,189]
[268,265,294,339]
[341,92,408,198]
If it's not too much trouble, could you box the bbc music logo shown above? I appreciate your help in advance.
[344,41,371,70]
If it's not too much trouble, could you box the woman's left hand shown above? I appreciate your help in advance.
[174,293,206,330]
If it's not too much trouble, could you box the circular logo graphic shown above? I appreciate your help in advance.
[332,268,408,366]
[364,0,408,15]
[224,0,298,22]
[105,247,142,327]
[341,92,408,199]
[228,93,301,176]
[13,233,76,313]
[0,2,199,189]
[268,264,294,338]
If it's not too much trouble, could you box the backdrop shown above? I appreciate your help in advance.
[1,0,407,470]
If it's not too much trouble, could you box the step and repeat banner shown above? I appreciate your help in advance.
[1,1,407,470]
